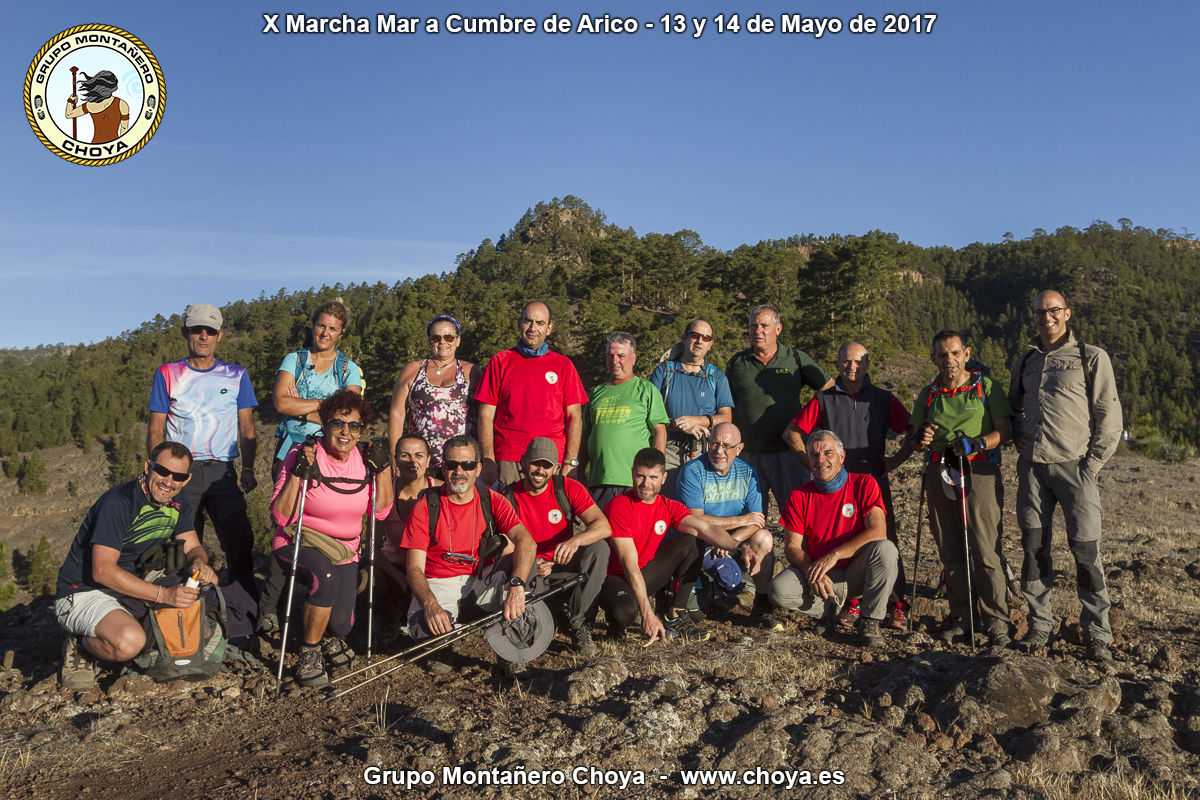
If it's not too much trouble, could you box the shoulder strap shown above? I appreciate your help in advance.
[291,349,308,379]
[424,489,441,548]
[662,361,678,406]
[1077,339,1095,417]
[478,487,497,539]
[334,351,350,389]
[500,482,518,511]
[552,474,576,527]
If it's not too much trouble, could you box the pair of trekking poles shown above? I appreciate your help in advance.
[907,431,977,653]
[274,439,383,687]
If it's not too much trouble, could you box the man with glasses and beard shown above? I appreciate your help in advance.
[148,303,259,600]
[400,435,537,673]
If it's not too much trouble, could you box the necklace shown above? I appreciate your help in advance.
[431,358,455,376]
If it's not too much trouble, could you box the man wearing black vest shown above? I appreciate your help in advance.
[503,437,612,657]
[1009,290,1123,662]
[783,342,912,628]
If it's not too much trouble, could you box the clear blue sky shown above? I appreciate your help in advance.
[4,1,1197,348]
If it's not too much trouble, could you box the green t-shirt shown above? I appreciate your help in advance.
[584,377,669,487]
[726,344,832,451]
[909,374,1015,456]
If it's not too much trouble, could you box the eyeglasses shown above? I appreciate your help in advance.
[186,326,219,337]
[443,459,479,472]
[710,442,739,451]
[441,551,478,566]
[429,334,457,343]
[1034,307,1067,318]
[686,332,714,343]
[149,461,190,482]
[327,418,364,433]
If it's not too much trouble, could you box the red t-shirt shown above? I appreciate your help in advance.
[780,473,885,569]
[507,477,597,560]
[604,491,693,576]
[400,487,522,578]
[476,349,588,462]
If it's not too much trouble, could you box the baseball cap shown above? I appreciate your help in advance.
[523,437,559,465]
[183,303,223,331]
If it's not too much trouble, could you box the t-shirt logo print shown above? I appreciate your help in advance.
[544,371,559,385]
[654,520,667,536]
[548,509,563,525]
[841,503,856,519]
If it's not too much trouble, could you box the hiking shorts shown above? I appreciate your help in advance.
[55,589,131,638]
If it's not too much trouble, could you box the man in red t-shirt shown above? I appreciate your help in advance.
[477,301,588,486]
[401,436,536,670]
[767,430,898,647]
[503,437,612,657]
[599,448,762,644]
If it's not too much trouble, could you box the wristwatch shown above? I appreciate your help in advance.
[509,577,526,588]
[565,458,579,468]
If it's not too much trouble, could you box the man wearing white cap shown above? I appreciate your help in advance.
[148,303,259,598]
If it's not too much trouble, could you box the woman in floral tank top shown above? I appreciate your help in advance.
[388,315,481,469]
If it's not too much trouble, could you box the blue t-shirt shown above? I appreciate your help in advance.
[274,350,364,459]
[56,478,194,596]
[148,358,258,461]
[676,455,762,517]
[649,362,734,421]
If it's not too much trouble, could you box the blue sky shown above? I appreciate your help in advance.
[4,1,1197,348]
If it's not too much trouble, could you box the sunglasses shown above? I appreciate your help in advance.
[187,326,219,337]
[441,551,478,566]
[429,333,457,343]
[149,461,190,482]
[443,459,479,472]
[686,332,714,343]
[327,418,364,432]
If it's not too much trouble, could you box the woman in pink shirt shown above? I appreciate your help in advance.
[271,389,393,688]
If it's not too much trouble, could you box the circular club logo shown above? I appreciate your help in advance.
[841,503,856,519]
[25,24,165,166]
[548,509,563,525]
[653,520,667,536]
[544,371,559,385]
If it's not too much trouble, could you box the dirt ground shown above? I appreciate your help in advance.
[1,448,1198,799]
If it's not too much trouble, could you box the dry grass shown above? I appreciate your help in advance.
[1013,764,1199,800]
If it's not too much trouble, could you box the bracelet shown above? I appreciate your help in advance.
[706,414,713,427]
[154,586,162,605]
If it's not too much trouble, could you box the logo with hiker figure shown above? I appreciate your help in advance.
[24,24,165,166]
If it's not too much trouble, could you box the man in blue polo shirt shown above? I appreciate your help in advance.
[676,422,775,613]
[148,303,259,599]
[649,319,735,498]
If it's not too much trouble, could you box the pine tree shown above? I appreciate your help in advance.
[19,450,49,495]
[24,535,57,596]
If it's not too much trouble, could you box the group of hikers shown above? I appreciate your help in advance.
[53,290,1123,690]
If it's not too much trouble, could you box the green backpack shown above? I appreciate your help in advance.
[138,585,229,682]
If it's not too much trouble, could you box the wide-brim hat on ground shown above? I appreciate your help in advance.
[485,602,554,664]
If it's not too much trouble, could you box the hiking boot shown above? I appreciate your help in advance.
[60,636,97,690]
[568,624,598,658]
[940,623,966,644]
[735,582,757,611]
[322,636,355,668]
[295,645,330,688]
[502,660,529,680]
[886,601,909,630]
[761,612,787,632]
[1017,628,1051,653]
[1084,642,1113,663]
[257,613,279,634]
[987,626,1012,649]
[663,612,712,642]
[838,598,860,629]
[858,617,885,648]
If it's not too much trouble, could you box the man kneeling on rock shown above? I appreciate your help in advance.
[55,442,218,689]
[768,430,898,647]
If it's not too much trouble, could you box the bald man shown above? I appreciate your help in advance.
[1009,290,1123,662]
[477,301,588,486]
[783,342,912,629]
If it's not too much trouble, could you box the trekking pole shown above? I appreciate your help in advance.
[908,466,926,633]
[957,449,976,654]
[327,575,583,701]
[366,471,377,663]
[69,66,78,139]
[276,440,316,689]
